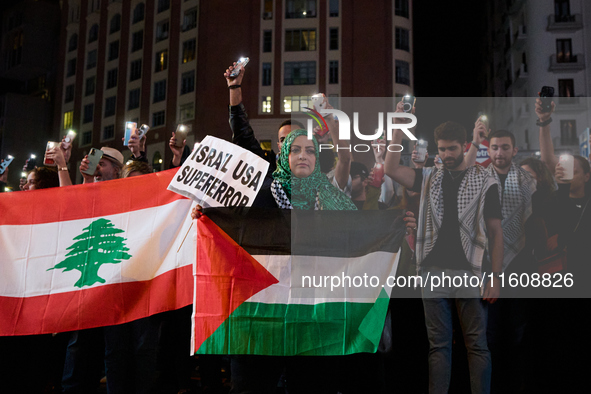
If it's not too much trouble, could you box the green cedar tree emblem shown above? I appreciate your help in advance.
[48,218,132,288]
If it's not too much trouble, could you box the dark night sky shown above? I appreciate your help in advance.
[411,0,490,145]
[413,1,489,97]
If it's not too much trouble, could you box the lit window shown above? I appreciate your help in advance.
[262,96,272,113]
[63,111,74,130]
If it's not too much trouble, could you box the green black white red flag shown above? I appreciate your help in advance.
[192,208,404,356]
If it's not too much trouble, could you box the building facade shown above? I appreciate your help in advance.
[484,0,591,153]
[55,0,414,182]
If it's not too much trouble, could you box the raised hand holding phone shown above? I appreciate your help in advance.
[225,58,248,86]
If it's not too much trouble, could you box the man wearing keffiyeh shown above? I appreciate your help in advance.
[482,129,536,393]
[385,100,504,394]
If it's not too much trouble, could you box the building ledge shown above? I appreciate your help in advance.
[549,54,585,73]
[547,14,583,32]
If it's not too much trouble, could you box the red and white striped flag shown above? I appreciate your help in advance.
[0,169,194,336]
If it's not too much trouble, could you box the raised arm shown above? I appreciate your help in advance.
[464,119,488,167]
[384,101,416,189]
[535,98,557,172]
[325,102,351,190]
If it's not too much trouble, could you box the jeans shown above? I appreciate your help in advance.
[421,268,491,394]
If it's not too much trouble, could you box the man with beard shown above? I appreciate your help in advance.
[384,102,504,394]
[79,147,124,183]
[483,130,536,393]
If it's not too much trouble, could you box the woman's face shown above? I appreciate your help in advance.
[288,135,316,178]
[23,172,37,191]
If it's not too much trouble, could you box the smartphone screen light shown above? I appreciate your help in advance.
[30,154,36,159]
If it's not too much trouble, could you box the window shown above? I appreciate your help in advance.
[67,58,77,77]
[284,61,316,85]
[63,111,73,130]
[183,7,197,31]
[262,63,272,86]
[68,34,78,52]
[103,125,115,141]
[83,103,94,123]
[560,120,577,145]
[82,131,92,146]
[180,102,194,122]
[156,20,169,42]
[395,60,410,85]
[88,24,99,43]
[133,3,145,23]
[556,39,573,63]
[263,30,272,52]
[182,39,196,63]
[395,27,410,51]
[153,80,166,103]
[88,0,101,13]
[329,61,339,84]
[131,30,143,52]
[104,96,116,117]
[285,0,317,18]
[329,28,338,50]
[263,0,273,20]
[110,14,121,33]
[559,79,575,104]
[6,31,23,69]
[285,29,316,51]
[85,77,95,96]
[395,0,409,18]
[262,96,272,113]
[181,70,195,94]
[87,50,97,69]
[155,50,168,72]
[108,40,119,61]
[128,88,141,110]
[153,110,165,127]
[555,0,571,19]
[106,68,118,89]
[283,96,311,112]
[157,0,170,13]
[130,59,142,81]
[329,0,339,17]
[65,84,75,103]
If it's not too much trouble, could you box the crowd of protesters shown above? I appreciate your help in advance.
[1,60,590,394]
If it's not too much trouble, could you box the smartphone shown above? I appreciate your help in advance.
[402,95,416,113]
[174,124,188,148]
[539,86,555,113]
[311,93,327,112]
[476,112,489,139]
[0,155,14,175]
[559,154,574,181]
[82,148,104,176]
[414,140,428,163]
[229,57,250,77]
[24,155,36,171]
[61,130,77,150]
[124,121,137,146]
[44,141,59,166]
[138,124,150,139]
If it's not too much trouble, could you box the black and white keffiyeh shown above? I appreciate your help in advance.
[416,165,498,278]
[271,180,320,210]
[487,163,536,270]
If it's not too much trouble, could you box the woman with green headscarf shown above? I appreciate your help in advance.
[270,128,356,210]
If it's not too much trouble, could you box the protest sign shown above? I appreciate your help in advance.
[168,136,270,208]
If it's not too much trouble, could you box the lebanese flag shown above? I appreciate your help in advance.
[192,208,403,356]
[0,169,194,336]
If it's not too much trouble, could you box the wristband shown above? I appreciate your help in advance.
[471,141,480,147]
[229,85,241,89]
[58,166,68,172]
[536,117,552,127]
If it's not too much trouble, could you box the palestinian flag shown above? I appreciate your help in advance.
[192,208,404,356]
[0,169,194,336]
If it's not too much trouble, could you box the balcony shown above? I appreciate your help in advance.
[547,14,583,32]
[513,63,528,88]
[513,25,527,50]
[549,54,585,73]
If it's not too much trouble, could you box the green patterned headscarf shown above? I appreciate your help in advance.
[272,128,357,210]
